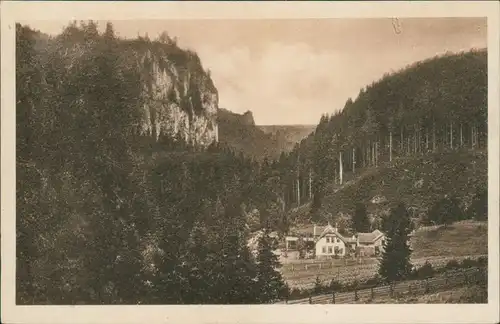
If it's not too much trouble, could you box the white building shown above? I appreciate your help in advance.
[285,223,386,259]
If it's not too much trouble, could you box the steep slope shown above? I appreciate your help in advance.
[26,22,218,149]
[17,22,277,304]
[217,110,316,161]
[313,150,487,226]
[133,43,218,147]
[217,108,281,160]
[270,49,487,221]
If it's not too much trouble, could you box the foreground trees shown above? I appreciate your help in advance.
[424,188,486,226]
[352,202,371,233]
[16,22,286,305]
[379,202,413,283]
[256,226,287,303]
[468,188,488,221]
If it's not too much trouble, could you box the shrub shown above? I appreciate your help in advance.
[461,257,477,268]
[344,279,360,292]
[289,288,300,299]
[427,196,465,226]
[329,279,343,292]
[364,275,381,287]
[467,188,487,221]
[417,261,435,279]
[281,283,291,300]
[313,276,324,294]
[445,259,460,270]
[477,256,487,267]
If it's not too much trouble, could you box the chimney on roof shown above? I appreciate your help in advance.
[314,224,317,236]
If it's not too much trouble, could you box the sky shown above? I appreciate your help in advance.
[24,18,487,125]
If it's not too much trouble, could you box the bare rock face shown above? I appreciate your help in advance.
[241,111,255,126]
[136,48,219,147]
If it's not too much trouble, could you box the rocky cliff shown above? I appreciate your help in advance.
[30,24,219,149]
[135,45,219,147]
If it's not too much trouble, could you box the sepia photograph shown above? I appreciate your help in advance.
[1,1,499,324]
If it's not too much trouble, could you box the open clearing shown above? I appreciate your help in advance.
[281,220,487,288]
[411,220,487,258]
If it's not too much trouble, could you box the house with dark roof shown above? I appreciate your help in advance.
[355,229,386,257]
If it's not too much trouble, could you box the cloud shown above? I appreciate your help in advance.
[198,42,411,125]
[198,42,354,125]
[197,31,486,125]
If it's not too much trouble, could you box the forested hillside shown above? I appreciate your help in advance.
[258,125,316,154]
[306,150,487,229]
[217,109,314,160]
[16,22,288,305]
[263,49,487,226]
[217,108,279,160]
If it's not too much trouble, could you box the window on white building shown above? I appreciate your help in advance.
[326,237,330,243]
[328,247,333,254]
[322,247,326,254]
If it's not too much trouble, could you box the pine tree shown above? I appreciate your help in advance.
[426,195,464,226]
[378,202,413,283]
[217,197,259,304]
[352,202,371,233]
[256,226,286,303]
[468,188,487,221]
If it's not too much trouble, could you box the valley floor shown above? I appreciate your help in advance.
[280,220,487,289]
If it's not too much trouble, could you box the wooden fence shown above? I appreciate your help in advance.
[282,254,486,273]
[277,267,485,304]
[282,257,374,270]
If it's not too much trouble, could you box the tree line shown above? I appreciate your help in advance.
[16,21,288,305]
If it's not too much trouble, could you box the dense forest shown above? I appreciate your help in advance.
[16,22,288,305]
[217,108,315,161]
[217,108,282,160]
[268,49,488,223]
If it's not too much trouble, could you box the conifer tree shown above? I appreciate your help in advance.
[468,188,488,221]
[352,202,371,233]
[256,226,286,303]
[379,202,413,283]
[426,195,464,226]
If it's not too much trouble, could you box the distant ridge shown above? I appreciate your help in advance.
[217,109,315,160]
[258,125,316,153]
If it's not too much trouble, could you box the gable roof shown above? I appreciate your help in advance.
[288,224,385,245]
[289,224,327,237]
[357,229,384,244]
[317,224,356,244]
